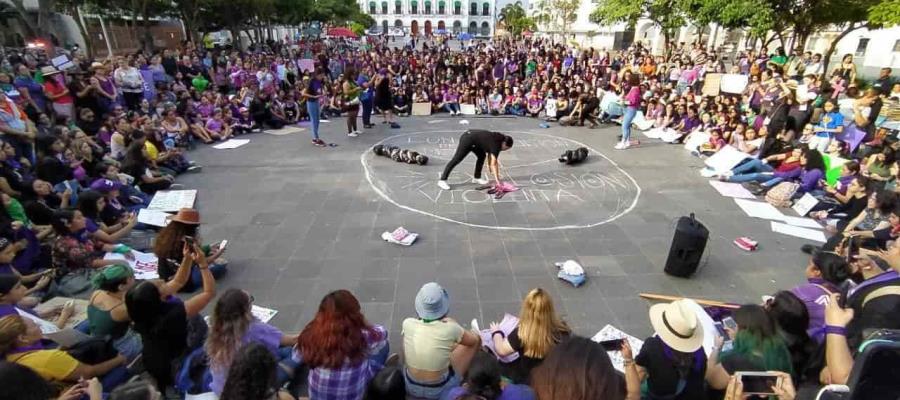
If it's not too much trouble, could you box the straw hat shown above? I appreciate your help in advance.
[648,299,704,353]
[39,66,62,76]
[168,208,201,225]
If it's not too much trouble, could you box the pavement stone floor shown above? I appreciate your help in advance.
[176,114,811,350]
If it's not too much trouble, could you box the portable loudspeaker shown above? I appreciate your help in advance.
[664,213,708,278]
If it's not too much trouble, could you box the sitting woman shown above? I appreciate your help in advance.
[126,244,216,391]
[296,290,389,400]
[787,252,850,342]
[152,208,226,292]
[720,147,802,184]
[220,343,296,400]
[747,148,826,196]
[838,190,896,238]
[707,304,794,389]
[444,351,536,400]
[807,176,869,229]
[765,291,819,384]
[487,288,571,384]
[526,88,543,118]
[659,105,700,143]
[861,147,895,190]
[50,209,132,298]
[442,87,461,116]
[402,282,481,399]
[77,190,138,245]
[475,89,489,115]
[120,135,173,195]
[87,265,144,362]
[0,274,73,329]
[0,314,129,388]
[533,336,637,400]
[206,288,299,395]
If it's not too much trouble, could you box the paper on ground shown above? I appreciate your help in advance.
[708,180,755,199]
[684,132,711,151]
[705,146,749,173]
[148,189,197,212]
[734,198,786,220]
[252,305,278,323]
[792,193,819,216]
[34,297,90,331]
[591,324,645,373]
[104,250,160,279]
[212,139,250,149]
[780,216,823,229]
[771,221,827,242]
[427,119,446,124]
[137,209,170,227]
[382,231,418,246]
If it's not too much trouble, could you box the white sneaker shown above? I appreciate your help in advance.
[614,142,627,150]
[348,131,358,137]
[437,180,450,190]
[472,177,489,185]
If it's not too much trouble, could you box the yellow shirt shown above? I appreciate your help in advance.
[401,318,464,372]
[144,141,159,161]
[7,349,79,382]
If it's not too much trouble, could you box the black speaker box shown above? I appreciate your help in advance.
[664,213,709,278]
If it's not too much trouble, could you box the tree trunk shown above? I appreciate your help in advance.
[141,0,154,53]
[70,6,94,59]
[821,22,868,79]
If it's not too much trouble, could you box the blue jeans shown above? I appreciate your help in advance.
[443,103,460,113]
[362,96,374,125]
[276,346,300,387]
[621,106,638,143]
[189,263,227,289]
[726,158,776,183]
[307,100,320,140]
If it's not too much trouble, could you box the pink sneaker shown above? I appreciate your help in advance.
[733,237,758,252]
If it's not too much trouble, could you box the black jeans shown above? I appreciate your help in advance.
[440,131,485,181]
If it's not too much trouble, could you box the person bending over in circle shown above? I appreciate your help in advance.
[437,129,513,190]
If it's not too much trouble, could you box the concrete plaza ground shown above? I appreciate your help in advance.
[176,114,811,347]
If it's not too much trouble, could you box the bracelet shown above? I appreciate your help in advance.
[491,330,505,339]
[824,325,847,336]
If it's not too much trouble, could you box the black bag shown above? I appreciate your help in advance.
[66,337,119,364]
[664,214,708,278]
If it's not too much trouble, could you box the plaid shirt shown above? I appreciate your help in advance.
[307,325,388,400]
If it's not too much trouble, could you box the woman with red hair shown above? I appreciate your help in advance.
[296,289,390,400]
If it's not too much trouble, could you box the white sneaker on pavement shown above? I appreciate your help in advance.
[348,131,359,137]
[437,180,451,190]
[472,177,490,185]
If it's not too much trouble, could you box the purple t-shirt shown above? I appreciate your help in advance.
[210,321,284,394]
[790,278,835,343]
[443,384,536,400]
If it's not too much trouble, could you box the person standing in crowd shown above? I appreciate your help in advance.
[303,69,326,146]
[617,75,642,150]
[374,69,399,129]
[358,71,375,129]
[113,57,145,111]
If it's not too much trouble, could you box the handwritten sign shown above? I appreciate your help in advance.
[104,250,160,280]
[148,190,197,212]
[702,73,722,96]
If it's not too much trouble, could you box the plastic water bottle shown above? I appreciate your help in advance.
[539,123,550,129]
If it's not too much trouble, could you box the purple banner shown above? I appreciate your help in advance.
[140,70,156,101]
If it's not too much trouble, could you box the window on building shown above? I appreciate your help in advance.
[395,0,402,13]
[482,2,489,15]
[454,1,461,14]
[381,1,388,14]
[369,1,377,13]
[470,2,477,14]
[411,1,418,13]
[855,38,869,56]
[425,0,432,13]
[438,0,445,14]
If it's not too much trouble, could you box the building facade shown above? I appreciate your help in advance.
[359,0,495,37]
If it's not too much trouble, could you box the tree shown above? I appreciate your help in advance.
[868,0,900,26]
[498,2,536,36]
[591,0,686,49]
[534,0,579,40]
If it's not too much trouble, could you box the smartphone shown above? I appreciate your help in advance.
[722,316,737,331]
[845,236,860,262]
[598,338,625,351]
[183,236,195,246]
[218,240,228,250]
[735,371,782,395]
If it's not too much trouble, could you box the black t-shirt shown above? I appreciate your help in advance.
[466,129,506,156]
[635,336,708,400]
[138,301,188,388]
[502,327,569,384]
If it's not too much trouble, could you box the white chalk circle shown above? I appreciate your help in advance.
[361,130,641,230]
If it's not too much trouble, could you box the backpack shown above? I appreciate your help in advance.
[766,182,800,208]
[175,346,213,395]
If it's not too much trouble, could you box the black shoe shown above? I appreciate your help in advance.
[749,185,769,196]
[801,244,821,255]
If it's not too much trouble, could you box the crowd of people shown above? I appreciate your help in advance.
[0,27,897,400]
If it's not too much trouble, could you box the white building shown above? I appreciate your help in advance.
[359,0,495,37]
